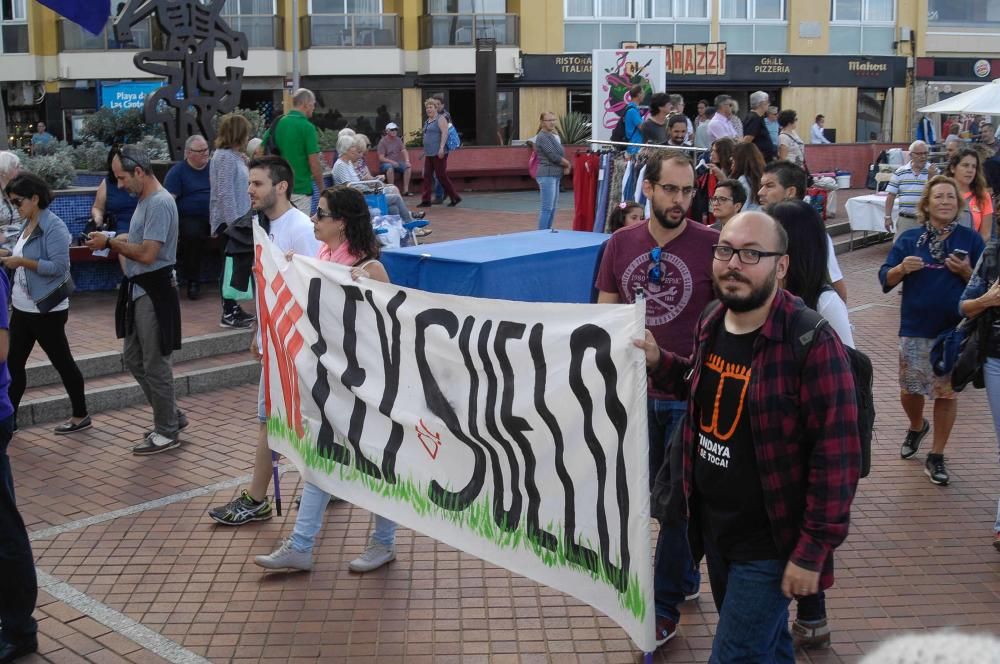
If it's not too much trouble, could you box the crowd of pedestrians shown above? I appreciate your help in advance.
[2,88,1000,663]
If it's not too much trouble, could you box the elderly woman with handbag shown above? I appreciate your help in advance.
[0,174,89,434]
[959,238,1000,552]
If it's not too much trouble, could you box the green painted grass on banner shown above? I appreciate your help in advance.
[268,416,647,620]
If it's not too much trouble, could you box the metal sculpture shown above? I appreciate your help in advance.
[114,0,248,160]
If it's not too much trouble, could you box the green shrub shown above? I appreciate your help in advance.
[21,154,76,190]
[556,112,591,145]
[212,107,265,140]
[404,129,423,148]
[82,108,148,145]
[317,128,339,152]
[135,135,170,161]
[69,141,110,172]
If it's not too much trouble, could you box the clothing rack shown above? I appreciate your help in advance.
[588,139,703,155]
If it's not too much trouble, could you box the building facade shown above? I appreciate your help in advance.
[2,0,997,149]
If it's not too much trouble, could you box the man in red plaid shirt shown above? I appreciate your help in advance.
[636,211,861,662]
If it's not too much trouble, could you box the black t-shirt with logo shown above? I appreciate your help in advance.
[693,324,780,561]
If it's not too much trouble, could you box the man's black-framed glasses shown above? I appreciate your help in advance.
[712,244,784,265]
[648,246,667,284]
[652,182,697,198]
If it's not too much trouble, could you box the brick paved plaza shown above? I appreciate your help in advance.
[9,192,1000,663]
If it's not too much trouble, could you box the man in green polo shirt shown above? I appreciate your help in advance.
[263,88,325,214]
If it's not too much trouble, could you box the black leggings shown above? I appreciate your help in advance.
[8,308,88,419]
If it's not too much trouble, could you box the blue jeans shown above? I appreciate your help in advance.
[984,357,1000,532]
[703,532,794,664]
[290,481,397,553]
[536,176,560,230]
[648,398,700,622]
[0,414,38,643]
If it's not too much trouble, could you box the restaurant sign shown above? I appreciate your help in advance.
[522,52,904,88]
[622,42,727,76]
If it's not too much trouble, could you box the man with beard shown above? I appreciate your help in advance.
[595,152,719,649]
[759,160,848,304]
[666,115,691,147]
[636,211,861,663]
[207,156,319,525]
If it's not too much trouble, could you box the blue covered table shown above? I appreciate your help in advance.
[381,230,609,303]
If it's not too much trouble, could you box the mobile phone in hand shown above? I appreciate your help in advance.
[951,249,969,260]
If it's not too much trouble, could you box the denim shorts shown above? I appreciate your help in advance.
[379,163,408,173]
[899,336,955,399]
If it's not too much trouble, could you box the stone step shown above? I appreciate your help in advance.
[25,328,254,388]
[832,230,892,255]
[19,351,260,427]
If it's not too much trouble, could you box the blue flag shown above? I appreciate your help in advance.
[36,0,110,35]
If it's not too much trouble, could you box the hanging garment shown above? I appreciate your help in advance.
[593,153,613,233]
[572,152,600,231]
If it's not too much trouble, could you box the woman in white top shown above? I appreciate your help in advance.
[0,173,91,434]
[777,110,807,168]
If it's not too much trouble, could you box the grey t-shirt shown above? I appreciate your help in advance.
[126,188,178,299]
[640,118,668,145]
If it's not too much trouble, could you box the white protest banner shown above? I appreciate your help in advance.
[253,224,655,652]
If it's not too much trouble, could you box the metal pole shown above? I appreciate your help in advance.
[291,0,300,91]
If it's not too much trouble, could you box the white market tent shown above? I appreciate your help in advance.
[918,78,1000,114]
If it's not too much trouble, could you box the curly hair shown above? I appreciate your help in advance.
[321,185,381,260]
[945,147,989,212]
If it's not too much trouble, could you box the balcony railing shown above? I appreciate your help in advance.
[302,13,401,48]
[221,15,284,49]
[418,13,519,48]
[58,17,153,51]
[59,15,282,51]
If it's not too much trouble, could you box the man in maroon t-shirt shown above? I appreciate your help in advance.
[596,151,719,649]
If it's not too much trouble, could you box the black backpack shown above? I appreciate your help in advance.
[610,111,628,145]
[791,306,875,478]
[263,115,283,156]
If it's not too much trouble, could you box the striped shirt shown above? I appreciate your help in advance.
[885,162,929,216]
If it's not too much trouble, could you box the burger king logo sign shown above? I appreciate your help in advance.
[974,59,991,78]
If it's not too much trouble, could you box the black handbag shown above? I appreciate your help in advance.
[36,275,75,314]
[951,314,989,392]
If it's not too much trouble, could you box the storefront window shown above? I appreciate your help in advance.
[568,90,592,123]
[928,0,1000,25]
[313,89,403,145]
[856,88,887,143]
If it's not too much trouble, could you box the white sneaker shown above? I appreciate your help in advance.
[254,539,313,571]
[684,590,701,602]
[348,540,396,573]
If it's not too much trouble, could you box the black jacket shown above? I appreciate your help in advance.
[115,265,182,355]
[223,209,269,292]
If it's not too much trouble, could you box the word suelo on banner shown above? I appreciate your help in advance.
[252,224,655,651]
